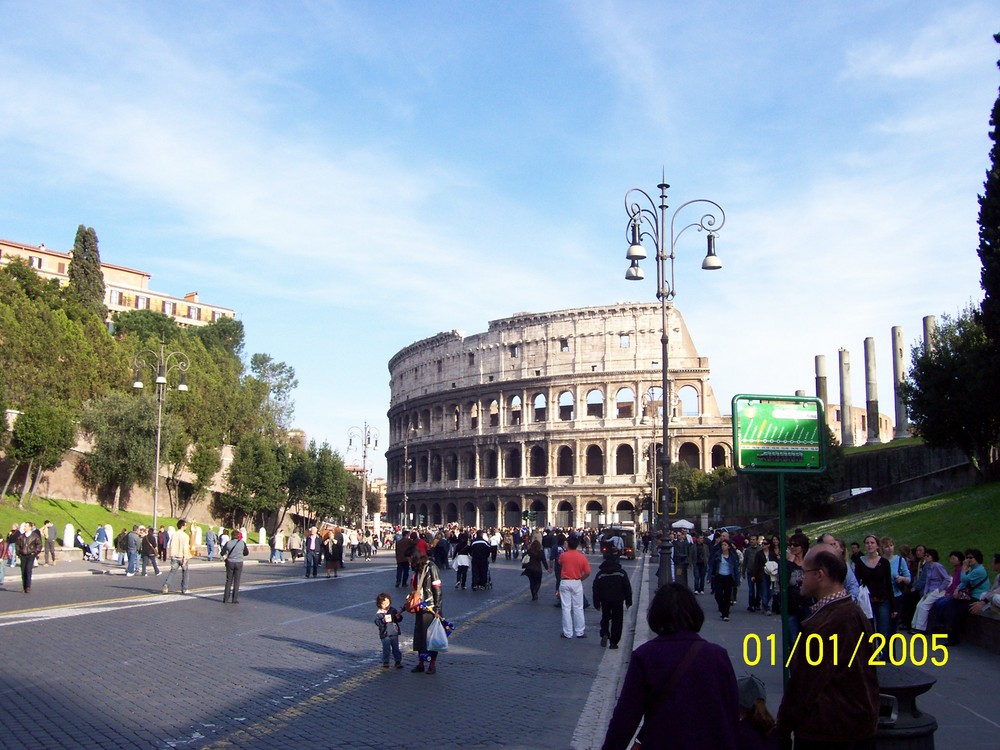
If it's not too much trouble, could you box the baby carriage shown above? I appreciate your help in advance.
[76,534,100,562]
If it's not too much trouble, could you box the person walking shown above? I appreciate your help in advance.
[125,525,141,576]
[303,526,322,577]
[592,550,632,649]
[221,530,249,603]
[854,534,895,639]
[602,583,739,750]
[453,533,471,590]
[521,539,548,600]
[408,551,444,674]
[15,523,43,593]
[204,527,218,561]
[324,528,344,578]
[711,539,740,621]
[140,527,160,576]
[469,530,492,591]
[42,520,57,566]
[161,520,191,595]
[558,535,591,639]
[394,531,415,588]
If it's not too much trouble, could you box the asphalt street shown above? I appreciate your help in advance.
[2,551,997,749]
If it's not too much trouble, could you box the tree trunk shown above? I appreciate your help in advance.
[18,459,33,509]
[112,484,121,515]
[2,462,20,497]
[27,465,43,502]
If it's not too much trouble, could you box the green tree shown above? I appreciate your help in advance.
[113,310,180,343]
[223,432,285,529]
[249,353,298,436]
[2,402,76,507]
[977,34,1000,345]
[188,442,222,507]
[903,309,1000,477]
[77,391,177,514]
[307,441,350,523]
[194,316,245,359]
[67,225,106,319]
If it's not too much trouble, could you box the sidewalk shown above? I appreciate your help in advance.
[619,557,1000,748]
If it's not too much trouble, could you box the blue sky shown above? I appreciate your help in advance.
[1,2,996,477]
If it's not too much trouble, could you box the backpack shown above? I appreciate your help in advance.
[115,532,128,553]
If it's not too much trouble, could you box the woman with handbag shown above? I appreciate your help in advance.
[408,551,443,674]
[602,583,739,750]
[854,534,895,638]
[221,530,249,604]
[522,539,548,600]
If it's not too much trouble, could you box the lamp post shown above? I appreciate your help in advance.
[132,339,190,532]
[348,422,379,532]
[641,386,661,530]
[624,175,725,525]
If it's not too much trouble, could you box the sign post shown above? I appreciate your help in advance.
[732,394,827,684]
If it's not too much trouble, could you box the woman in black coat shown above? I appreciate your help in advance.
[469,531,492,590]
[409,551,443,674]
[522,539,548,600]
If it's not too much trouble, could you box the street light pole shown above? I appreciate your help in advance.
[624,174,725,526]
[133,339,190,532]
[348,422,379,532]
[641,386,661,530]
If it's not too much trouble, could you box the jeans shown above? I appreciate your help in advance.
[761,578,774,612]
[694,563,707,592]
[871,599,892,639]
[381,635,402,664]
[747,574,762,610]
[206,542,215,561]
[0,555,5,584]
[163,557,189,592]
[304,550,320,577]
[395,562,410,587]
[126,550,139,574]
[224,561,243,602]
[19,555,35,591]
[141,554,160,575]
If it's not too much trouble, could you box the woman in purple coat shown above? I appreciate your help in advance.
[602,583,739,750]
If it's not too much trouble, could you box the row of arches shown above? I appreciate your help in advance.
[391,384,706,441]
[390,440,731,485]
[401,499,638,529]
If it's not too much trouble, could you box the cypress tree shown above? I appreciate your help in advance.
[977,34,1000,342]
[68,224,107,319]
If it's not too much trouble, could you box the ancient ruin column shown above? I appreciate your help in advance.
[923,315,937,353]
[864,337,881,445]
[891,326,910,439]
[839,348,855,447]
[815,355,828,407]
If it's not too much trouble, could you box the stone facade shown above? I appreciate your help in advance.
[385,303,733,529]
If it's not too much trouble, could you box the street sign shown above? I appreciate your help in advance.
[732,394,827,474]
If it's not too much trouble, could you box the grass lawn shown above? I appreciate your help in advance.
[0,494,183,544]
[800,481,999,557]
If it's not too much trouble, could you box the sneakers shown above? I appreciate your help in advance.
[125,572,135,577]
[155,571,162,576]
[722,616,730,622]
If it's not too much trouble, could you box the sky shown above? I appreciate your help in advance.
[1,1,997,478]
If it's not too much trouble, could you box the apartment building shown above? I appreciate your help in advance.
[0,237,236,327]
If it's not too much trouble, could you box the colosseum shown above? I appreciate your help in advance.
[385,303,733,529]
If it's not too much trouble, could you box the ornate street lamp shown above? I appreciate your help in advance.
[348,422,380,532]
[133,339,190,532]
[624,175,725,523]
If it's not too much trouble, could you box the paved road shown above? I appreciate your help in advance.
[3,552,997,749]
[0,553,642,749]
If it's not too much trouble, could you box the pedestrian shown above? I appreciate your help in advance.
[374,592,404,669]
[453,533,471,590]
[743,535,763,611]
[854,534,894,639]
[558,534,591,639]
[204,527,218,561]
[303,526,322,577]
[469,530,491,590]
[15,522,44,593]
[592,550,632,649]
[140,527,160,576]
[394,531,415,588]
[521,539,549,600]
[0,534,8,586]
[711,539,740,621]
[408,551,443,674]
[672,531,691,588]
[602,583,739,750]
[42,519,57,566]
[324,528,344,578]
[125,525,141,576]
[221,530,249,603]
[161,520,191,595]
[777,545,879,749]
[288,528,302,562]
[737,675,780,749]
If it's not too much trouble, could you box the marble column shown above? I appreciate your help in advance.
[864,337,881,445]
[839,348,854,447]
[891,326,910,439]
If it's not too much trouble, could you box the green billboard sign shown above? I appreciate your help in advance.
[732,394,827,474]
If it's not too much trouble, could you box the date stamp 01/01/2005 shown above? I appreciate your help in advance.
[742,632,950,668]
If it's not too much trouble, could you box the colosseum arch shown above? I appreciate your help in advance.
[615,444,635,475]
[482,449,498,479]
[558,391,575,421]
[504,501,521,527]
[615,500,635,524]
[509,395,522,425]
[469,402,479,430]
[557,446,574,476]
[445,502,459,523]
[504,447,522,478]
[488,399,500,427]
[462,450,476,480]
[433,405,443,433]
[450,404,460,431]
[532,393,547,422]
[585,500,604,526]
[586,389,604,418]
[529,499,547,527]
[445,452,458,481]
[463,502,477,527]
[481,500,498,528]
[529,445,547,477]
[712,443,730,469]
[417,455,429,482]
[431,502,442,525]
[585,445,604,475]
[678,442,700,469]
[677,385,701,416]
[555,500,574,528]
[430,454,442,482]
[615,387,635,419]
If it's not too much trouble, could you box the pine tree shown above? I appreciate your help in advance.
[68,224,107,319]
[977,34,1000,342]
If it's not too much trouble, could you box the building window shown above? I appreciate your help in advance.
[620,334,630,348]
[188,306,199,320]
[468,352,475,367]
[57,262,66,274]
[162,301,175,315]
[29,256,42,269]
[560,338,569,352]
[510,344,519,358]
[135,295,149,310]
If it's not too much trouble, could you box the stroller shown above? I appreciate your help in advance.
[76,534,100,562]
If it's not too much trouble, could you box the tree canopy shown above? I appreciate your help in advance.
[67,225,106,319]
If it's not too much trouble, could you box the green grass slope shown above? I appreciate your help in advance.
[0,495,184,544]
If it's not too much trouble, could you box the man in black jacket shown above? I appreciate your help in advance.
[15,522,44,593]
[592,551,633,649]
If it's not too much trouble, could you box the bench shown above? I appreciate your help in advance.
[963,612,1000,655]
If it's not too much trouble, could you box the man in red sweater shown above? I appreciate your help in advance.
[559,534,591,639]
